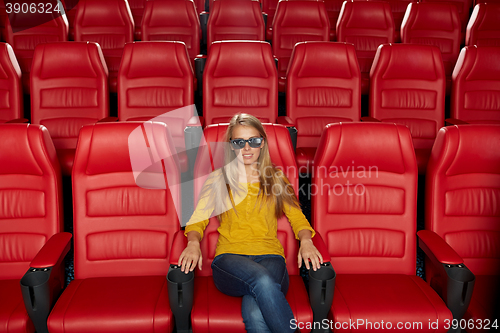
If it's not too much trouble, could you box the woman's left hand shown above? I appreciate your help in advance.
[298,238,323,271]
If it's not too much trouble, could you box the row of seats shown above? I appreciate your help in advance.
[1,0,499,94]
[1,121,498,333]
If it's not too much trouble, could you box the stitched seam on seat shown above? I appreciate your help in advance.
[333,283,352,333]
[61,280,84,333]
[152,279,166,333]
[409,277,440,332]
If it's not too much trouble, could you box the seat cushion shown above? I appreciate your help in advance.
[0,279,34,333]
[47,276,173,333]
[463,275,500,333]
[191,275,312,333]
[296,147,316,174]
[56,148,76,176]
[330,274,452,332]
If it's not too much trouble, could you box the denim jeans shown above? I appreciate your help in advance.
[211,253,295,333]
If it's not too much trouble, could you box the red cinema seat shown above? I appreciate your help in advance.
[324,0,344,41]
[0,42,24,123]
[128,0,147,40]
[369,44,445,175]
[2,9,68,93]
[141,0,201,63]
[450,46,500,124]
[30,42,110,176]
[312,122,453,332]
[262,0,279,41]
[384,0,413,42]
[282,41,361,174]
[421,0,473,43]
[207,0,265,52]
[466,3,500,47]
[401,2,461,95]
[61,0,78,40]
[74,0,134,93]
[47,122,181,333]
[118,41,195,173]
[203,41,278,125]
[423,124,500,331]
[272,0,330,92]
[336,0,395,95]
[0,124,71,333]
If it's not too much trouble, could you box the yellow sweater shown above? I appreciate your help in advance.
[185,179,315,259]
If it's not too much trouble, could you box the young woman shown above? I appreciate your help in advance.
[178,113,322,333]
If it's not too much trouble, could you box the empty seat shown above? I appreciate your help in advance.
[0,42,23,123]
[272,0,330,92]
[47,122,180,333]
[30,42,110,176]
[336,0,395,95]
[207,0,265,52]
[466,3,500,47]
[450,46,500,124]
[203,41,278,125]
[128,0,147,40]
[369,43,445,174]
[118,41,195,172]
[312,122,453,332]
[282,41,361,174]
[141,0,201,62]
[324,0,344,40]
[424,124,500,331]
[422,0,473,42]
[74,0,134,93]
[401,2,461,95]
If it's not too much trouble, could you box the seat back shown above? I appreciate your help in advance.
[324,0,344,40]
[203,41,278,125]
[72,122,180,279]
[421,0,473,40]
[128,0,146,40]
[385,0,413,40]
[141,0,201,61]
[451,46,500,124]
[207,0,265,51]
[0,124,62,279]
[272,0,330,80]
[466,3,500,47]
[193,123,300,276]
[426,124,500,276]
[370,44,445,152]
[30,42,109,151]
[0,42,22,123]
[287,41,361,149]
[313,122,417,274]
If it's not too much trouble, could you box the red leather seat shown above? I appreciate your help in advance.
[369,43,445,175]
[324,0,344,41]
[61,0,78,40]
[401,2,461,95]
[2,9,67,93]
[190,123,313,333]
[30,42,110,176]
[421,0,473,43]
[0,123,69,333]
[424,124,500,331]
[312,122,453,332]
[0,42,23,123]
[207,0,265,52]
[282,41,361,174]
[47,122,181,333]
[128,0,147,40]
[450,46,500,124]
[262,0,279,41]
[272,0,330,92]
[141,0,201,63]
[336,0,395,95]
[118,41,195,173]
[384,0,413,42]
[466,3,500,47]
[74,0,134,93]
[203,41,278,125]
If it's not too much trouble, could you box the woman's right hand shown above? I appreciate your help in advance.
[178,240,203,274]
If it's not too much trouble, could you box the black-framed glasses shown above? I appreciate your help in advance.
[230,137,264,149]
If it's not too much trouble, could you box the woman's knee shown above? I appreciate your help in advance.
[253,273,281,296]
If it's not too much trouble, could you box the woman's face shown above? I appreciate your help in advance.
[230,125,264,167]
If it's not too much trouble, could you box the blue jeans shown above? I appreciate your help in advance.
[211,254,295,333]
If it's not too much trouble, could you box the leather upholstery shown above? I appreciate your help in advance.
[262,0,279,41]
[203,41,278,125]
[385,0,413,41]
[128,0,146,40]
[313,122,452,331]
[425,124,500,329]
[466,3,500,46]
[74,0,134,93]
[30,42,109,176]
[141,0,201,62]
[421,0,473,42]
[272,0,330,92]
[118,41,195,172]
[286,41,361,173]
[61,0,79,40]
[370,43,445,174]
[324,0,344,40]
[47,122,180,333]
[0,42,22,123]
[401,2,461,95]
[451,46,500,124]
[0,123,63,332]
[336,0,395,95]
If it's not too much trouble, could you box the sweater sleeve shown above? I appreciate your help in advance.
[283,202,316,240]
[184,192,211,239]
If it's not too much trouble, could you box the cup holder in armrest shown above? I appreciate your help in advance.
[309,263,335,333]
[20,268,53,333]
[167,266,194,333]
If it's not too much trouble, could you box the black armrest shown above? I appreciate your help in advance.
[287,126,297,153]
[200,12,209,48]
[309,263,335,333]
[194,56,207,98]
[167,266,194,333]
[262,13,268,28]
[184,122,204,175]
